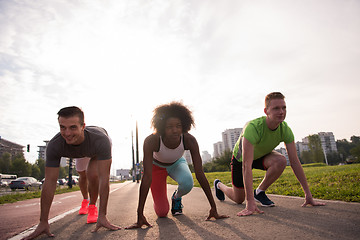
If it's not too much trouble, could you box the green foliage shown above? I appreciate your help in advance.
[167,163,360,202]
[35,158,45,179]
[59,167,67,178]
[349,144,360,162]
[336,135,360,163]
[337,139,352,160]
[203,150,232,172]
[300,150,312,164]
[326,152,342,165]
[31,165,41,179]
[307,134,325,163]
[0,152,12,173]
[0,185,81,204]
[10,154,31,176]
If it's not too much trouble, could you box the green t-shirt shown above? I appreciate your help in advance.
[233,116,294,162]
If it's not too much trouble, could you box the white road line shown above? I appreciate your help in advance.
[8,207,79,240]
[59,195,76,200]
[15,203,39,208]
[9,182,130,240]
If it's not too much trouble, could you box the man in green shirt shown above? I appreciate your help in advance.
[214,92,325,216]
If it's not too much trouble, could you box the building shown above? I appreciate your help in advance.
[213,128,242,158]
[318,132,337,154]
[295,141,309,158]
[38,140,49,160]
[0,136,24,158]
[183,150,192,164]
[213,141,224,158]
[201,151,211,163]
[116,169,130,180]
[222,128,242,152]
[275,147,289,165]
[301,132,337,155]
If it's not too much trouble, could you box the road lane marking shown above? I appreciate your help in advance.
[8,206,79,240]
[9,181,132,240]
[59,195,76,200]
[15,203,39,208]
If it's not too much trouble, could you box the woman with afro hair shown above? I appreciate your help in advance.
[127,101,228,229]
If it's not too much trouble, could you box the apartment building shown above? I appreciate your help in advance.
[38,140,49,160]
[0,136,24,157]
[201,151,211,163]
[222,128,242,152]
[213,141,224,158]
[318,132,338,154]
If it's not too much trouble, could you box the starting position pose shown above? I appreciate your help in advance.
[214,92,325,216]
[24,106,120,240]
[127,102,228,229]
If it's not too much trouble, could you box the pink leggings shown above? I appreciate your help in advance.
[150,157,193,217]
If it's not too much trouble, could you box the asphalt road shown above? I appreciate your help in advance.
[7,181,360,240]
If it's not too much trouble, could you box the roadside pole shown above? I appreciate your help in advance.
[68,158,73,188]
[132,130,135,182]
[135,121,140,183]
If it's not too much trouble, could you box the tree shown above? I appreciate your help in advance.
[350,136,360,145]
[59,167,67,178]
[10,154,31,177]
[203,150,232,172]
[336,135,360,164]
[326,152,342,165]
[300,150,312,164]
[35,158,45,180]
[307,134,325,163]
[337,139,352,161]
[0,152,12,173]
[31,165,41,180]
[350,143,360,163]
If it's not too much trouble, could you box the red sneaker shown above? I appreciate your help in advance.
[87,204,98,224]
[79,199,89,215]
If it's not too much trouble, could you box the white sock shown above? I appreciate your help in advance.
[256,188,264,195]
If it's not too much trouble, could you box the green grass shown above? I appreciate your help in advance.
[0,181,125,205]
[2,165,359,204]
[167,163,360,202]
[0,186,81,204]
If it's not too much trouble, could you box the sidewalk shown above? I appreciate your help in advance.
[15,181,360,240]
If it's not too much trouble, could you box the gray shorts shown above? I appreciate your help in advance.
[75,157,91,172]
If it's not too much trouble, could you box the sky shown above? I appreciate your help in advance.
[1,0,359,172]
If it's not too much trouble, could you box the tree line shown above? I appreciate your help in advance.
[301,135,360,165]
[1,135,359,178]
[196,135,360,173]
[0,152,75,180]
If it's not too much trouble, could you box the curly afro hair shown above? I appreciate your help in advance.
[151,101,195,136]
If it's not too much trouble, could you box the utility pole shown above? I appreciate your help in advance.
[132,130,135,182]
[68,158,73,188]
[136,121,140,183]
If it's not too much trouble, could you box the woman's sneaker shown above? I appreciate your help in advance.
[171,190,183,215]
[254,190,275,207]
[87,204,98,223]
[214,179,225,201]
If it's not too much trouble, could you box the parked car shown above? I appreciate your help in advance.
[66,177,78,186]
[0,180,8,187]
[9,177,42,191]
[58,178,67,185]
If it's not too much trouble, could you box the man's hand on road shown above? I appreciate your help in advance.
[206,207,229,221]
[302,197,326,207]
[91,216,121,233]
[236,205,264,217]
[22,221,54,240]
[125,214,152,229]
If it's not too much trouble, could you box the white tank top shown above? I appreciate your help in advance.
[153,135,185,164]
